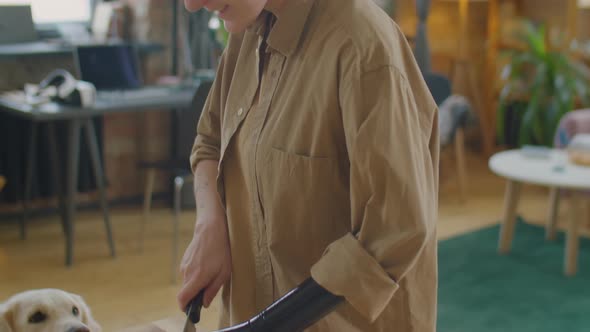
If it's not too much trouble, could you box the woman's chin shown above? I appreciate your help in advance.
[223,20,246,34]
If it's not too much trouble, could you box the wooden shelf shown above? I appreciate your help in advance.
[496,40,527,52]
[572,50,590,63]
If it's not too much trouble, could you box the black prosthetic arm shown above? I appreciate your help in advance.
[187,278,344,332]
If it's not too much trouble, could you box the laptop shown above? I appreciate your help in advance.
[0,5,38,44]
[74,44,143,91]
[74,44,177,102]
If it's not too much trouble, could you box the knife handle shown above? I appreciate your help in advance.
[186,290,205,324]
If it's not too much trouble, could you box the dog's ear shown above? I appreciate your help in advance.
[0,303,15,332]
[71,294,101,332]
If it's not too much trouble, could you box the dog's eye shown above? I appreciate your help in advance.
[72,306,79,316]
[28,311,47,324]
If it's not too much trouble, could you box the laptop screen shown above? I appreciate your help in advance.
[75,44,142,90]
[0,5,38,44]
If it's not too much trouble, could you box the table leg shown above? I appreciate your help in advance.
[172,176,184,284]
[565,193,585,276]
[65,119,81,266]
[47,123,67,234]
[546,187,560,241]
[454,128,468,203]
[83,119,116,258]
[22,121,38,240]
[498,180,522,254]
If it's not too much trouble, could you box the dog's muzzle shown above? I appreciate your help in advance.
[66,326,90,332]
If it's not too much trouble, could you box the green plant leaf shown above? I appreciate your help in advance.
[518,106,535,146]
[519,22,546,59]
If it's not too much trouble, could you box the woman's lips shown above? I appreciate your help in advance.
[218,5,230,19]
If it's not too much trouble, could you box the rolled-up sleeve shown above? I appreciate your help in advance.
[311,65,438,322]
[189,53,227,174]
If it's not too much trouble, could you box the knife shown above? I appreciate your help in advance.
[183,290,205,332]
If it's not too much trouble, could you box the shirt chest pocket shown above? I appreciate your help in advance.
[259,146,350,263]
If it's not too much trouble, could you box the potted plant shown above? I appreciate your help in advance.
[496,21,590,147]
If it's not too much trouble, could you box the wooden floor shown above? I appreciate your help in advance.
[0,152,571,331]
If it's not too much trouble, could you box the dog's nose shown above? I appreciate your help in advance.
[66,327,90,332]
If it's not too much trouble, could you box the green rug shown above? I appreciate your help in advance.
[438,218,590,332]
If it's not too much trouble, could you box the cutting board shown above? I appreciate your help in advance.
[120,315,185,332]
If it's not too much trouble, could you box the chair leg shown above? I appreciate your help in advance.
[139,169,156,253]
[546,187,561,241]
[454,128,468,203]
[84,119,116,259]
[172,176,185,284]
[47,123,67,235]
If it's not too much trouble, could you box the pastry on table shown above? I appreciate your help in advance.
[568,134,590,167]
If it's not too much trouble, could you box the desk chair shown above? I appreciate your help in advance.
[546,109,590,240]
[137,80,213,282]
[424,72,470,201]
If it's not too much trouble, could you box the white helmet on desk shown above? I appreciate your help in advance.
[34,69,96,107]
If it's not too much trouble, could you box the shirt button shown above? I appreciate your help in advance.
[237,108,244,116]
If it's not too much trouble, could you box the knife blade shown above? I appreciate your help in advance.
[183,290,205,332]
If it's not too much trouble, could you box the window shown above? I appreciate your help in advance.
[0,0,92,24]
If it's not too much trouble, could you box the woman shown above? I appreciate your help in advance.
[178,0,439,331]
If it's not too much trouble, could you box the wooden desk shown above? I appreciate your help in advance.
[0,41,163,60]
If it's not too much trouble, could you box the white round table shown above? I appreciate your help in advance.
[489,149,590,276]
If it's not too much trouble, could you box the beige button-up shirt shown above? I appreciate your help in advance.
[190,0,439,331]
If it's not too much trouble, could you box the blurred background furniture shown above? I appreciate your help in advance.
[413,0,432,72]
[137,80,213,283]
[546,108,590,241]
[489,148,590,276]
[454,0,492,156]
[0,84,198,265]
[424,71,470,201]
[134,2,220,283]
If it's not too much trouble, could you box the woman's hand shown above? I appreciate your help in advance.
[177,214,232,309]
[177,160,231,310]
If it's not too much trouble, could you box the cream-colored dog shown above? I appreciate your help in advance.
[0,289,101,332]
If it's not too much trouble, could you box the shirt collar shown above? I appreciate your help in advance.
[247,0,316,56]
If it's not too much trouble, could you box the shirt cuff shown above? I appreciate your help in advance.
[310,233,399,322]
[190,136,221,174]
